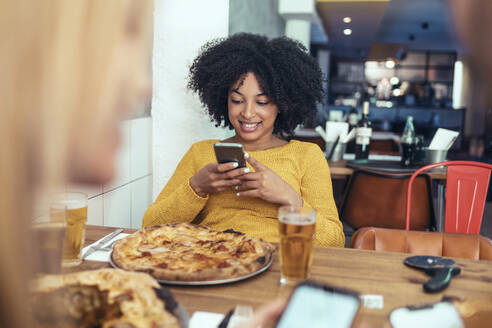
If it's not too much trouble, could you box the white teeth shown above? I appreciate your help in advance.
[243,123,258,128]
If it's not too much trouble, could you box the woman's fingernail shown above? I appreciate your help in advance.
[244,153,250,158]
[234,185,239,191]
[232,162,238,168]
[244,168,250,174]
[236,192,240,197]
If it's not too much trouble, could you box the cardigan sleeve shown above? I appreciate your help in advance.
[300,144,345,247]
[142,144,208,227]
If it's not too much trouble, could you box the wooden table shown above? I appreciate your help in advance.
[329,160,357,180]
[75,226,492,327]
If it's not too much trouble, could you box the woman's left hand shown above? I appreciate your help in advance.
[236,154,303,207]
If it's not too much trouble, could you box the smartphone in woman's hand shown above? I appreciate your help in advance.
[214,143,246,168]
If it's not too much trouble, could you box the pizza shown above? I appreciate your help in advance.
[112,223,275,282]
[30,269,182,328]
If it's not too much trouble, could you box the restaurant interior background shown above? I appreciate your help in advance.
[73,0,491,238]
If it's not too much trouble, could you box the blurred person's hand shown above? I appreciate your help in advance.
[239,299,287,328]
[239,298,371,328]
[190,163,247,197]
[236,155,303,207]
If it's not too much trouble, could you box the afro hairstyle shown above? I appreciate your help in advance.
[187,33,324,137]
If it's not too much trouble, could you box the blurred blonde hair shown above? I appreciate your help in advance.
[0,0,151,326]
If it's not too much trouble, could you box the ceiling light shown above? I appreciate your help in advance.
[343,29,352,36]
[390,76,399,85]
[385,60,395,69]
[343,17,351,23]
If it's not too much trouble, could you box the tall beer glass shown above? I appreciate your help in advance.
[31,214,66,274]
[50,192,88,267]
[278,205,316,285]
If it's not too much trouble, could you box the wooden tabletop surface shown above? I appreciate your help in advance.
[72,225,492,327]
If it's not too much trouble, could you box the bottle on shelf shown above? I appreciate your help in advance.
[347,106,359,130]
[400,116,416,167]
[355,101,372,160]
[345,106,359,154]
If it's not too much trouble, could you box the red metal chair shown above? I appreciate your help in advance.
[405,161,492,234]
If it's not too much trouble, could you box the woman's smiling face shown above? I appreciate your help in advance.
[227,72,279,147]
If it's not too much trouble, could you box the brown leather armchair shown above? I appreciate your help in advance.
[351,227,492,261]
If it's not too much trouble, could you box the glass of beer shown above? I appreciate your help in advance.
[278,205,316,285]
[50,192,88,267]
[31,214,66,274]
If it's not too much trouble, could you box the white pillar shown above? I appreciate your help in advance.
[285,19,311,50]
[279,0,325,51]
[152,0,231,198]
[454,58,486,137]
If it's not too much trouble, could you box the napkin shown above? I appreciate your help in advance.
[428,128,459,150]
[189,312,224,328]
[325,121,349,142]
[82,233,130,262]
[328,110,344,122]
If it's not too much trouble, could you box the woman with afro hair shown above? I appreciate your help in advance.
[143,33,344,247]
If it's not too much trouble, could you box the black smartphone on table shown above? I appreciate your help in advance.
[276,281,361,328]
[213,143,247,168]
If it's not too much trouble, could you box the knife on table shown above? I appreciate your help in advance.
[82,228,123,260]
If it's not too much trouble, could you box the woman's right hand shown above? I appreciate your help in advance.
[189,162,249,197]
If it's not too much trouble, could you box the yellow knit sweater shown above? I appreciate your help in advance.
[143,140,344,247]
